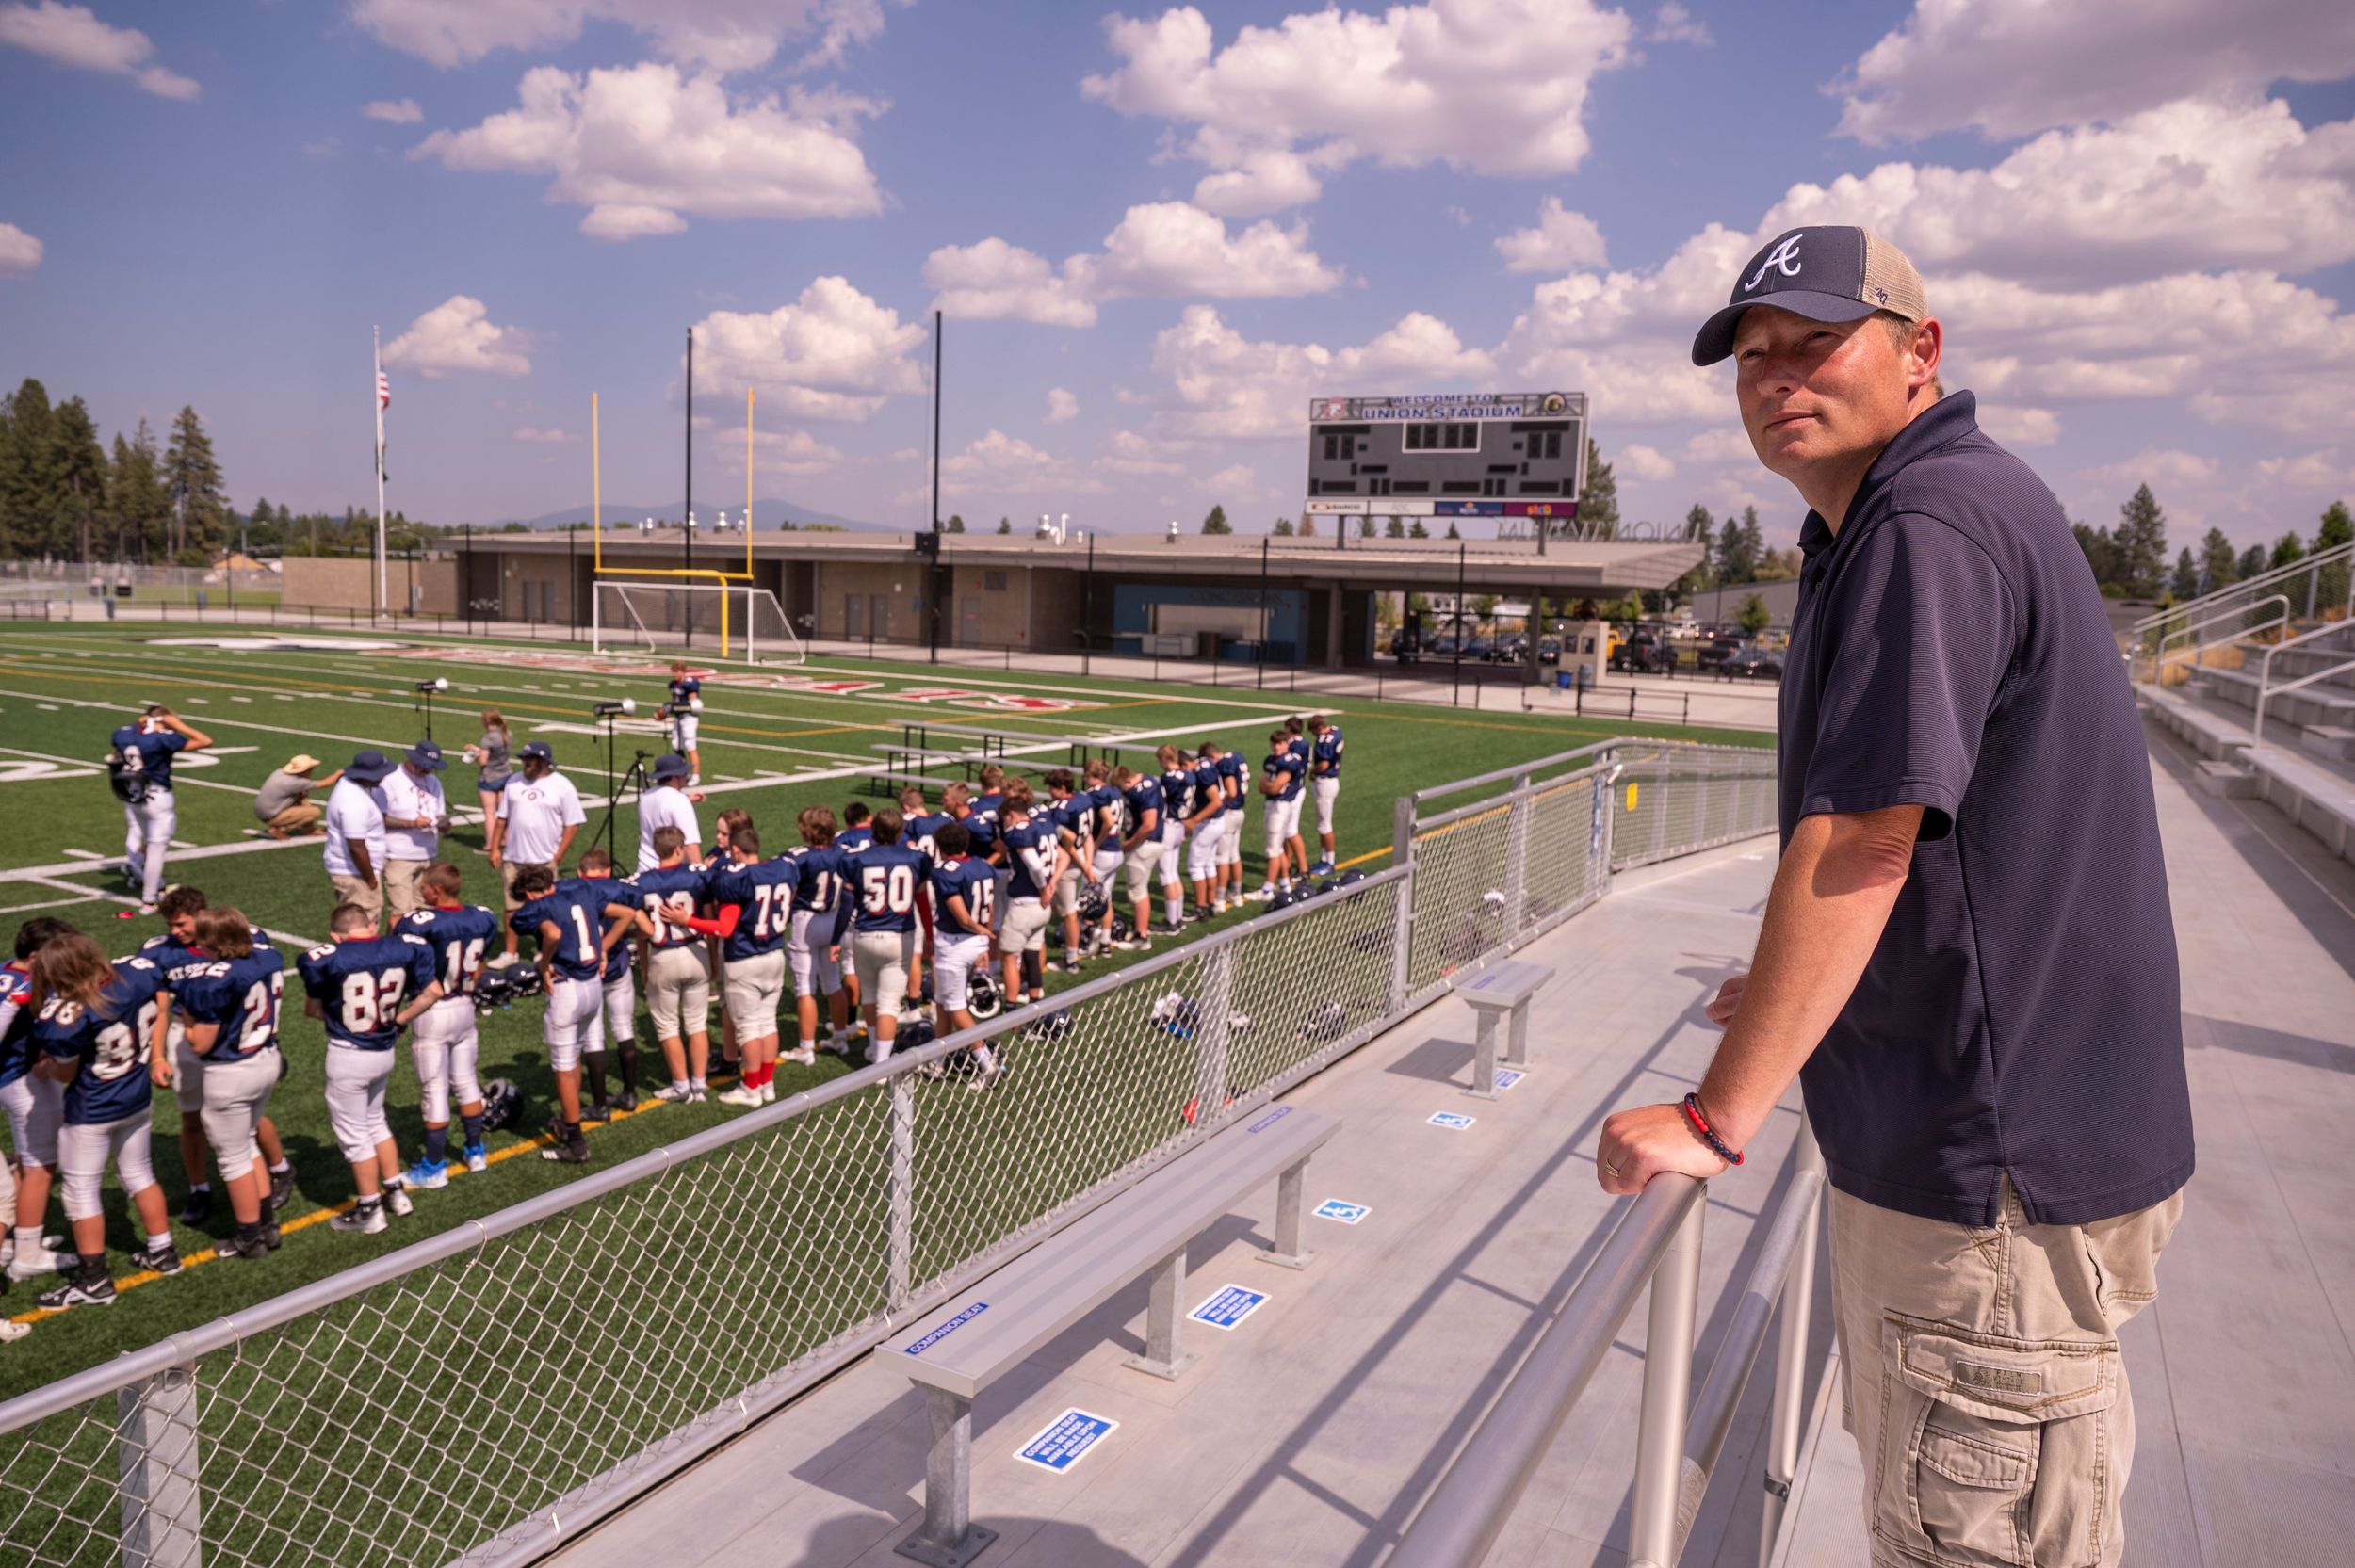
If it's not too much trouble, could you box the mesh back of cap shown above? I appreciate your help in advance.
[1860,233,1926,322]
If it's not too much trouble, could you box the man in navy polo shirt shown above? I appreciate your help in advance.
[1598,226,2190,1568]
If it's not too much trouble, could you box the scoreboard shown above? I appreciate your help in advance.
[1303,392,1586,520]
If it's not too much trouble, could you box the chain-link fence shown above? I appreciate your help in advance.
[0,741,1777,1568]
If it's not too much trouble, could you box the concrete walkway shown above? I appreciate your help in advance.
[543,716,2354,1568]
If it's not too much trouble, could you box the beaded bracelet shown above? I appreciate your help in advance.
[1681,1092,1744,1167]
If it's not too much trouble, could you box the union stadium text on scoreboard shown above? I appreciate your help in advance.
[1304,391,1587,513]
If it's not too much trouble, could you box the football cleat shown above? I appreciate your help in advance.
[610,1087,639,1113]
[579,1098,612,1124]
[129,1244,182,1276]
[37,1269,116,1310]
[1307,859,1335,876]
[214,1230,269,1262]
[382,1185,414,1219]
[652,1082,696,1103]
[268,1165,296,1211]
[331,1203,387,1234]
[177,1187,214,1227]
[463,1141,488,1173]
[969,1063,1005,1091]
[715,1085,762,1107]
[542,1139,592,1165]
[7,1243,76,1282]
[404,1158,448,1191]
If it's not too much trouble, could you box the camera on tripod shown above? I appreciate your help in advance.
[412,678,448,695]
[593,699,637,718]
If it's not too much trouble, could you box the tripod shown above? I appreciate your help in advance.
[588,712,654,864]
[414,685,438,741]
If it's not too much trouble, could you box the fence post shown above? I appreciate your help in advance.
[1502,772,1532,943]
[1760,1117,1825,1564]
[1193,943,1234,1132]
[887,1074,916,1314]
[1389,796,1416,1010]
[1628,1192,1706,1568]
[116,1364,203,1568]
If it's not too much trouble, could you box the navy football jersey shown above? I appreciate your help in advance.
[38,956,168,1125]
[1121,776,1164,838]
[1312,724,1344,777]
[632,862,711,950]
[300,933,438,1050]
[706,856,798,961]
[1262,750,1306,801]
[1160,768,1195,823]
[1191,760,1226,818]
[667,675,702,710]
[1047,792,1093,849]
[169,946,287,1063]
[835,824,875,856]
[930,856,998,935]
[110,723,187,790]
[1001,817,1056,899]
[793,844,850,915]
[397,903,502,997]
[582,877,638,981]
[1216,751,1247,805]
[512,880,633,980]
[903,811,953,865]
[1088,782,1123,838]
[957,806,999,860]
[845,843,929,933]
[0,960,32,1090]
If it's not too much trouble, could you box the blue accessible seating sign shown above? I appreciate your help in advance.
[1492,1070,1526,1092]
[1429,1111,1476,1130]
[1015,1408,1119,1474]
[1189,1284,1270,1331]
[1313,1199,1371,1225]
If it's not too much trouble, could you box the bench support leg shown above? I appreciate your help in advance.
[1259,1157,1317,1270]
[1123,1243,1199,1382]
[1468,1011,1500,1099]
[1504,998,1532,1071]
[897,1386,997,1567]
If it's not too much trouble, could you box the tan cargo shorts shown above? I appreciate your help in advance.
[1828,1178,2183,1568]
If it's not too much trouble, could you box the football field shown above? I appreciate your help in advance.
[0,621,1768,1394]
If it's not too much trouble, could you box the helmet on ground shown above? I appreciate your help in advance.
[480,1078,524,1133]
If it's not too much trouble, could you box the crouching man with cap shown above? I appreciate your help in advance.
[253,754,340,839]
[1596,227,2191,1568]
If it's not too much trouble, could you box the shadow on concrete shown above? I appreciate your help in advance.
[790,1511,1152,1567]
[2184,1012,2355,1076]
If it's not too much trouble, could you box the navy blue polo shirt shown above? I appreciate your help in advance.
[1779,391,2191,1229]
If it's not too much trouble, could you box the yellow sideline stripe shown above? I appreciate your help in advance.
[4,1073,745,1326]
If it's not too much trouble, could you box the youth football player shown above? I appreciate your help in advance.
[109,704,213,916]
[1153,745,1195,932]
[164,907,286,1260]
[509,866,632,1162]
[1112,766,1163,952]
[3,916,80,1283]
[660,662,705,785]
[843,808,927,1063]
[1307,714,1345,874]
[300,904,442,1231]
[1188,744,1227,917]
[927,822,1001,1088]
[1213,741,1249,911]
[634,826,714,1103]
[575,847,642,1116]
[144,885,290,1225]
[395,864,501,1183]
[1259,728,1307,900]
[996,785,1060,1011]
[788,807,852,1063]
[683,824,798,1107]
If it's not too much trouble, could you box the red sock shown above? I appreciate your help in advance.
[755,1062,772,1089]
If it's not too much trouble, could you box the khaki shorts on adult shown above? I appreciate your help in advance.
[383,858,430,920]
[264,801,322,834]
[853,928,917,1015]
[330,872,383,922]
[1827,1178,2184,1568]
[646,945,711,1041]
[500,859,553,913]
[722,949,786,1041]
[1122,837,1161,902]
[999,897,1052,955]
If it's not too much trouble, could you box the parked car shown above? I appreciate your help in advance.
[1489,637,1529,663]
[1389,628,1421,663]
[1537,637,1562,666]
[1457,638,1496,662]
[1696,637,1745,672]
[1610,630,1680,675]
[1726,648,1784,680]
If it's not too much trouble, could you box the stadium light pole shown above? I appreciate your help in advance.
[684,326,695,649]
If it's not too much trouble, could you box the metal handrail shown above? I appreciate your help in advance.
[2254,619,2355,745]
[2128,539,2355,641]
[1389,1119,1827,1568]
[2148,594,2290,680]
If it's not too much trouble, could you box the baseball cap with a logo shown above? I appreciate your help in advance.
[1690,226,1926,366]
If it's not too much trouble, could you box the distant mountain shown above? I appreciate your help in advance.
[501,500,892,532]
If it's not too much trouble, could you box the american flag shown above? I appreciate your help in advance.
[378,368,391,412]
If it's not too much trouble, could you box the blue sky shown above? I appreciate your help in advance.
[2,0,2352,549]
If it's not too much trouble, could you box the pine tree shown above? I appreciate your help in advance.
[2168,547,2199,602]
[48,396,106,560]
[1737,507,1765,576]
[1408,518,1430,539]
[1569,438,1617,540]
[945,513,966,532]
[163,405,226,563]
[2269,531,2306,571]
[2314,499,2353,611]
[1684,505,1717,588]
[2112,484,2168,599]
[0,378,58,558]
[996,516,1011,534]
[1385,516,1405,539]
[1444,520,1461,540]
[2235,543,2267,581]
[2197,527,2238,595]
[1359,517,1374,539]
[1201,505,1231,535]
[1272,516,1293,536]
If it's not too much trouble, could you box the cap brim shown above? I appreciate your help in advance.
[1690,291,1881,366]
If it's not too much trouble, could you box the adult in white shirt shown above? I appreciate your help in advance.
[379,739,451,921]
[636,752,705,872]
[487,741,585,963]
[323,751,395,921]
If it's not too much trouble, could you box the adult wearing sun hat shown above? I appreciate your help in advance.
[253,753,341,840]
[485,740,584,965]
[635,752,705,874]
[323,750,395,922]
[380,740,451,921]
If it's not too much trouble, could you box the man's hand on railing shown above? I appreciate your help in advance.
[1596,1102,1728,1195]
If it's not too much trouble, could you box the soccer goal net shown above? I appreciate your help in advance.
[592,579,807,665]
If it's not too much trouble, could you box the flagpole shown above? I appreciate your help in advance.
[374,326,388,621]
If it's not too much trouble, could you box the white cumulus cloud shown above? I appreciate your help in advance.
[690,276,927,423]
[352,0,898,74]
[1147,305,1496,442]
[1616,444,1675,481]
[512,427,573,444]
[0,2,197,99]
[1649,3,1710,46]
[924,202,1340,328]
[384,297,533,379]
[1083,0,1635,213]
[934,429,1110,504]
[1045,387,1079,425]
[363,98,423,123]
[1833,0,2355,142]
[413,63,884,240]
[0,221,41,277]
[1496,199,1608,274]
